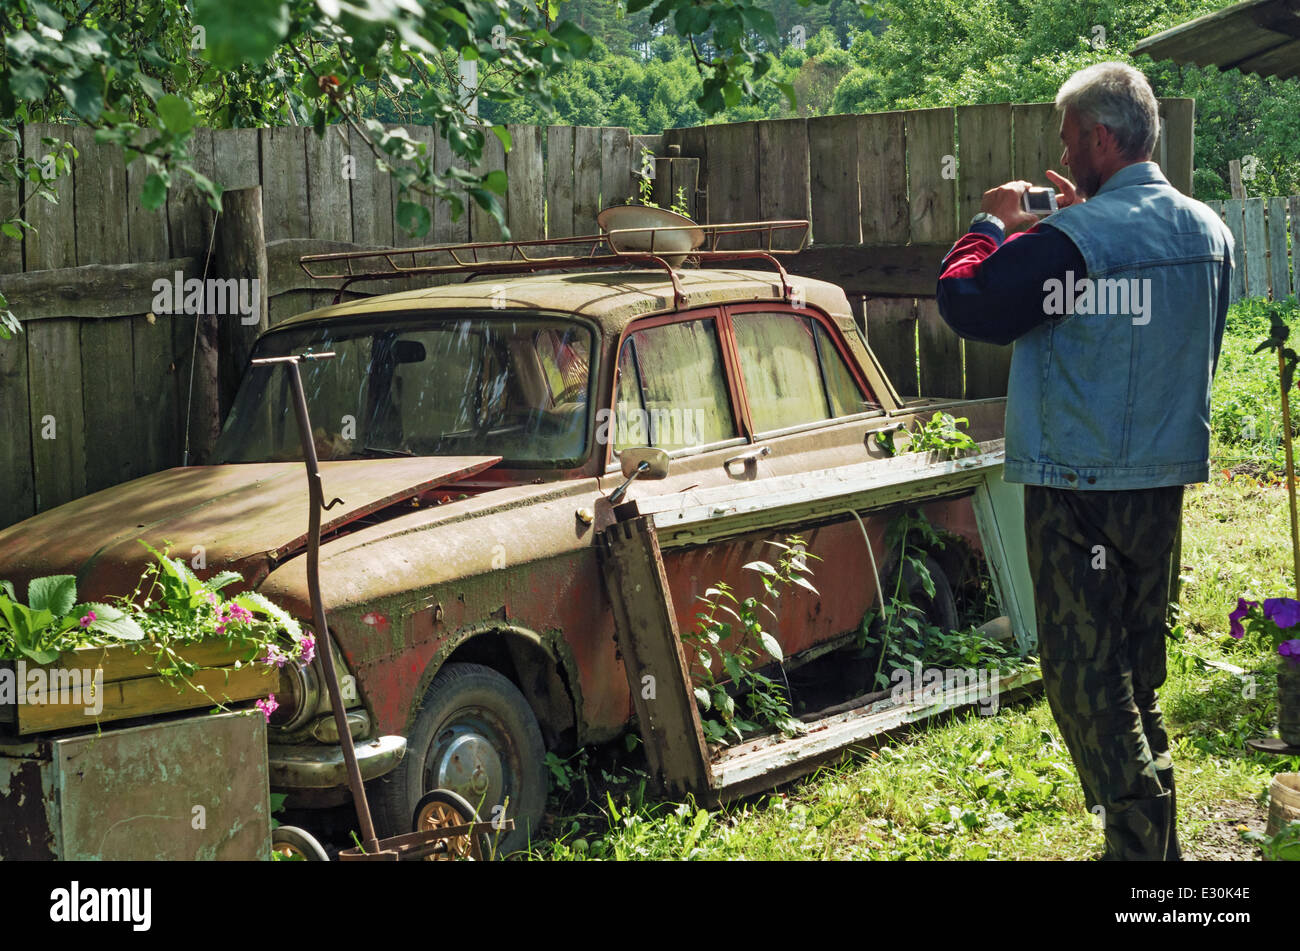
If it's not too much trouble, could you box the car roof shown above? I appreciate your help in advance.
[270,267,857,337]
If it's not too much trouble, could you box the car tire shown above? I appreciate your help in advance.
[372,662,547,856]
[272,825,331,861]
[900,555,959,635]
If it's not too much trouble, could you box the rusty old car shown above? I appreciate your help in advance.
[0,226,1015,851]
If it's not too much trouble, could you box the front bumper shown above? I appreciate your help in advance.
[268,735,407,789]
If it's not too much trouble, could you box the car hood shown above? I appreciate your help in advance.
[0,457,500,601]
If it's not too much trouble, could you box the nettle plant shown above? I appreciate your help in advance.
[858,510,1018,690]
[0,542,312,719]
[875,412,978,458]
[684,536,817,745]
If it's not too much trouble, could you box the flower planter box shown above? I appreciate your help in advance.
[0,641,278,735]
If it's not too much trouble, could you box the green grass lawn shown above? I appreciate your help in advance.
[521,300,1300,862]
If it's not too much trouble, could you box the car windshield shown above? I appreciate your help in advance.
[211,313,595,467]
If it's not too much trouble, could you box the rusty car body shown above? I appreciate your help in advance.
[0,258,1010,850]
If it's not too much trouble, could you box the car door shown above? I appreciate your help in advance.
[605,304,889,669]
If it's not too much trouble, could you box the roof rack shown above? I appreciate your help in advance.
[298,219,811,308]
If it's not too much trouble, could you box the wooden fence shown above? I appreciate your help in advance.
[1203,196,1300,304]
[0,100,1198,530]
[665,98,1197,401]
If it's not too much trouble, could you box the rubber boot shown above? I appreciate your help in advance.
[1156,766,1182,861]
[1099,791,1172,861]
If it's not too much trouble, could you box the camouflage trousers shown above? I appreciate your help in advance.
[1023,483,1184,861]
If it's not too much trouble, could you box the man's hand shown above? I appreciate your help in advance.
[1045,169,1082,208]
[979,180,1040,233]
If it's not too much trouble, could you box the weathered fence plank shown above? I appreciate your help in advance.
[471,127,509,245]
[167,128,216,260]
[306,125,354,244]
[510,124,546,240]
[808,115,860,245]
[572,126,603,237]
[546,125,575,239]
[0,135,21,275]
[0,335,34,525]
[348,125,395,249]
[1268,196,1291,300]
[704,122,760,241]
[22,124,76,272]
[212,128,262,191]
[906,108,958,244]
[27,318,86,510]
[260,125,310,244]
[863,296,917,397]
[917,298,962,397]
[1243,198,1267,299]
[1158,98,1195,197]
[1223,198,1247,302]
[1292,196,1300,300]
[757,118,810,228]
[857,111,907,245]
[600,126,634,216]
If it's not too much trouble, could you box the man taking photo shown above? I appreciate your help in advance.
[936,61,1234,860]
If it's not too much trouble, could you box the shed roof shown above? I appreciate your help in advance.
[1132,0,1300,79]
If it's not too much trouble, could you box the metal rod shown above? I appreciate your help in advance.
[1279,347,1300,599]
[261,351,382,853]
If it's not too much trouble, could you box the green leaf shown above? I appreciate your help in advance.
[195,0,291,70]
[10,67,48,102]
[156,94,197,135]
[489,125,512,153]
[140,172,168,211]
[743,560,776,576]
[693,686,711,711]
[58,70,103,121]
[758,631,783,662]
[395,200,431,239]
[28,574,76,616]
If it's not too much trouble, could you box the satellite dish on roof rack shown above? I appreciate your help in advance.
[596,204,705,268]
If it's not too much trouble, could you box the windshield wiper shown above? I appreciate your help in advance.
[359,445,414,458]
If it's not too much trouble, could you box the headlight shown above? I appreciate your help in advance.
[269,658,322,732]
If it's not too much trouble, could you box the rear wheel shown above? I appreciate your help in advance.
[271,825,330,861]
[412,788,491,860]
[372,662,547,856]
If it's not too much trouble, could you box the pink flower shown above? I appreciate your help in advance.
[229,603,253,624]
[255,694,279,722]
[205,591,221,608]
[298,633,316,665]
[261,644,289,668]
[78,610,96,629]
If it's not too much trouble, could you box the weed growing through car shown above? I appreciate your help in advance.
[684,536,818,744]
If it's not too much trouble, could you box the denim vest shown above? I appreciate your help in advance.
[1003,162,1234,490]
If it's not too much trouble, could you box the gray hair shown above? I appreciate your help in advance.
[1055,62,1158,160]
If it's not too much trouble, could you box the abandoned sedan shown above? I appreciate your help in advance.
[0,234,1013,851]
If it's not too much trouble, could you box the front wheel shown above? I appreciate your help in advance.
[372,662,547,855]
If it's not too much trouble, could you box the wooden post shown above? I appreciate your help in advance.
[212,187,269,427]
[1229,159,1245,200]
[596,515,712,800]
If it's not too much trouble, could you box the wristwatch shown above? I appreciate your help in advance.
[970,212,1005,231]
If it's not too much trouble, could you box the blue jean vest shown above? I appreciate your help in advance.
[1004,161,1234,490]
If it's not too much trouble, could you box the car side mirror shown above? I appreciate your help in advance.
[619,447,669,480]
[609,448,670,506]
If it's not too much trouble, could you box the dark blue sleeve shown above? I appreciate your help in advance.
[935,220,1086,346]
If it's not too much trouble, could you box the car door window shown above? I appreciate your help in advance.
[613,318,737,452]
[733,311,868,433]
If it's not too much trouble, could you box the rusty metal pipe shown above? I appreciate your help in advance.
[254,352,381,853]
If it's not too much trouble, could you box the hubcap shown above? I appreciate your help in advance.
[432,726,504,814]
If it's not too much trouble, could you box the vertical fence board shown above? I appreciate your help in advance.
[212,128,262,191]
[471,127,509,246]
[22,124,76,271]
[703,123,760,240]
[387,123,435,249]
[260,126,309,243]
[1292,197,1300,300]
[906,107,958,244]
[1268,196,1291,300]
[863,297,917,397]
[1158,98,1195,196]
[808,115,860,245]
[0,328,34,525]
[571,126,602,236]
[510,125,546,240]
[167,128,216,260]
[1223,199,1247,303]
[306,125,353,243]
[28,318,86,510]
[917,298,962,397]
[857,112,907,245]
[0,135,24,274]
[431,127,470,247]
[599,126,634,214]
[956,103,1012,227]
[1243,198,1267,299]
[758,118,810,229]
[546,125,575,239]
[1011,103,1060,187]
[348,125,395,248]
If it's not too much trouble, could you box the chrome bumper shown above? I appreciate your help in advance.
[268,735,407,789]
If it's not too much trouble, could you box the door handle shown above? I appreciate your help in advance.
[724,444,770,475]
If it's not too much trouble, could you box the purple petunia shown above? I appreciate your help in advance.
[1280,639,1300,665]
[1229,598,1258,639]
[1264,598,1300,630]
